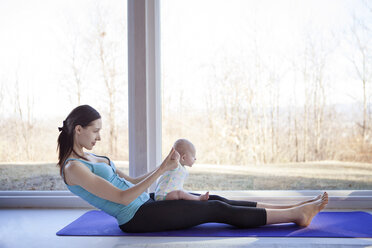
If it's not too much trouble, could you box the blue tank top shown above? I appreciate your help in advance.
[62,154,150,225]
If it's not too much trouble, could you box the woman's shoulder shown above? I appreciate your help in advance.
[64,159,90,172]
[64,159,94,186]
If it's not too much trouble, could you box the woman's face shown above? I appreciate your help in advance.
[75,118,102,150]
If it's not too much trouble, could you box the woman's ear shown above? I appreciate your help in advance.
[75,125,82,134]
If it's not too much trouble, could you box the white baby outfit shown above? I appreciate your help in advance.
[154,162,189,201]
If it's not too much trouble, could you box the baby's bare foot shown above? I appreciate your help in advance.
[295,192,328,227]
[200,191,209,201]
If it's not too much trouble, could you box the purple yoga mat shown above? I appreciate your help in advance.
[56,210,372,237]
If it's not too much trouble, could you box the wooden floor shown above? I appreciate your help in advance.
[1,209,372,248]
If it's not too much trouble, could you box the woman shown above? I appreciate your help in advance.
[57,105,328,233]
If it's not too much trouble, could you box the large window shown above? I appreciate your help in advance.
[0,0,128,190]
[1,0,371,192]
[161,0,372,190]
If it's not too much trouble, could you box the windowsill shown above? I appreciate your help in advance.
[1,190,372,209]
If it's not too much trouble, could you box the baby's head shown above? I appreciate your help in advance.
[173,139,196,167]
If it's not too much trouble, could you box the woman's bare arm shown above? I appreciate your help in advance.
[116,168,158,185]
[65,148,179,206]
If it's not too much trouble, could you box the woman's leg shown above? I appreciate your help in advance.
[196,192,323,209]
[120,199,267,233]
[257,194,322,209]
[266,193,328,226]
[120,193,328,232]
[191,193,258,207]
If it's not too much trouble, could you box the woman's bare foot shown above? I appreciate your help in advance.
[293,194,322,207]
[199,191,209,201]
[294,192,329,227]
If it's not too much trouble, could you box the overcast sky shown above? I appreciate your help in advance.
[0,0,370,120]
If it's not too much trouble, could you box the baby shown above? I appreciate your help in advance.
[154,138,209,201]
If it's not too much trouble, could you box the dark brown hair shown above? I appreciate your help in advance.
[56,105,101,176]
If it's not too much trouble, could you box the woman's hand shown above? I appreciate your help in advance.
[160,147,180,172]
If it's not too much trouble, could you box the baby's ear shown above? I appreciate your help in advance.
[180,154,186,161]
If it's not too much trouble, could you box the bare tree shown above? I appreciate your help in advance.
[293,30,332,162]
[92,6,126,157]
[58,11,93,106]
[266,66,282,163]
[308,36,330,160]
[13,72,35,161]
[204,54,258,165]
[69,37,92,106]
[292,91,300,162]
[349,12,372,150]
[292,42,316,162]
[301,48,311,162]
[0,78,4,115]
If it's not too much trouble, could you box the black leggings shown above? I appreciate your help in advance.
[120,193,267,233]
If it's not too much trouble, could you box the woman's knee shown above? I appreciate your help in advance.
[207,199,230,211]
[208,194,225,201]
